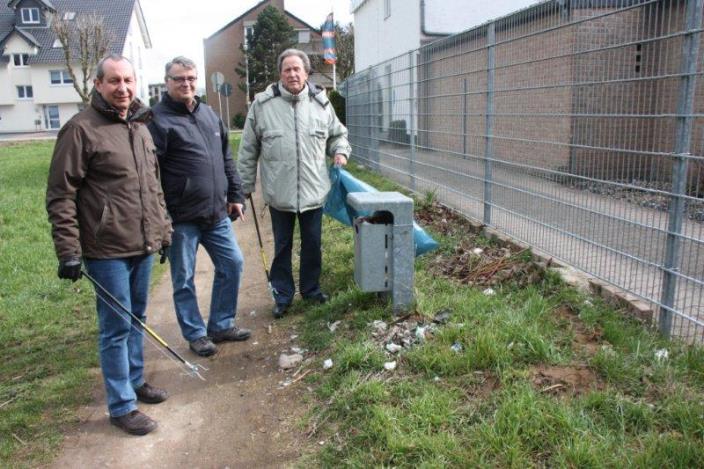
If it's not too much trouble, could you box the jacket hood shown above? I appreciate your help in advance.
[259,81,329,107]
[90,90,152,124]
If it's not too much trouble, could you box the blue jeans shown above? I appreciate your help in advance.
[269,206,323,305]
[84,254,154,418]
[169,217,244,341]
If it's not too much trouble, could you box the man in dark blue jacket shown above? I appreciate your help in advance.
[149,56,250,357]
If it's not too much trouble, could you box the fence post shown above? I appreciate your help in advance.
[409,51,417,191]
[483,22,496,225]
[659,0,703,337]
[463,78,468,158]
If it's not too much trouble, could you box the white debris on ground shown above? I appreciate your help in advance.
[472,247,484,255]
[278,353,303,370]
[655,348,669,362]
[384,361,397,371]
[483,287,496,296]
[327,320,342,332]
[323,358,333,370]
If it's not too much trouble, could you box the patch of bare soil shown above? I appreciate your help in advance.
[531,365,602,396]
[416,201,543,288]
[553,305,604,356]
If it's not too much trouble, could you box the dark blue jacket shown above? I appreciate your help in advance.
[148,93,244,226]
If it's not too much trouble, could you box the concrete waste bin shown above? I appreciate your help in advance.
[346,191,414,313]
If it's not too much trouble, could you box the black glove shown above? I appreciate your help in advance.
[58,257,82,282]
[159,246,170,264]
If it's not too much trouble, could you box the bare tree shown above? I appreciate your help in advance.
[50,12,113,103]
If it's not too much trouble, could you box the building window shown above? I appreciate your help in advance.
[45,105,60,129]
[13,54,29,66]
[21,7,40,24]
[17,85,33,99]
[384,0,391,19]
[244,25,254,49]
[50,70,73,85]
[297,30,310,44]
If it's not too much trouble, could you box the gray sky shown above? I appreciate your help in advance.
[140,0,353,86]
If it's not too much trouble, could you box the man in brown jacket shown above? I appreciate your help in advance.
[46,54,172,436]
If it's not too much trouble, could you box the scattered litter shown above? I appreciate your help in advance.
[267,325,272,334]
[249,310,257,317]
[384,361,397,371]
[385,343,403,353]
[472,247,484,255]
[279,353,303,370]
[433,376,441,382]
[371,320,388,335]
[432,309,452,324]
[280,378,292,387]
[584,300,594,307]
[415,326,428,341]
[507,341,514,349]
[291,346,303,354]
[655,349,669,362]
[252,341,259,346]
[483,287,496,296]
[328,320,342,332]
[318,441,325,446]
[323,359,333,370]
[450,342,463,353]
[290,334,298,340]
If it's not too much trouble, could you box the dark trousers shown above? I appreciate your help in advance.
[269,206,323,305]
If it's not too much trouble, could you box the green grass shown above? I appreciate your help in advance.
[291,161,704,468]
[0,136,238,467]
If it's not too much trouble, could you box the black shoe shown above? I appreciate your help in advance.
[209,326,251,343]
[135,383,168,404]
[189,336,217,357]
[110,410,157,436]
[272,303,290,319]
[304,292,329,304]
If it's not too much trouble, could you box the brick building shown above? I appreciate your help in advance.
[417,0,704,188]
[203,0,333,126]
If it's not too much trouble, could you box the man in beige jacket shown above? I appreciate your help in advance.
[237,48,351,318]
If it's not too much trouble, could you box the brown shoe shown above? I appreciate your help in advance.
[109,410,157,436]
[135,383,168,404]
[209,326,251,343]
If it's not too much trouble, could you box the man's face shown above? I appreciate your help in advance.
[94,59,136,116]
[280,55,308,95]
[166,63,197,104]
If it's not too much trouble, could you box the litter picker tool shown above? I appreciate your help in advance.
[248,194,277,300]
[81,269,207,381]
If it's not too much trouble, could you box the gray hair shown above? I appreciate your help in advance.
[277,48,311,74]
[165,56,197,77]
[96,54,133,80]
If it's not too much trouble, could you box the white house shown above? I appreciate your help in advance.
[0,0,151,133]
[351,0,540,71]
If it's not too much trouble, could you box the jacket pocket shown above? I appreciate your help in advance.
[309,128,328,159]
[94,201,110,241]
[261,129,284,160]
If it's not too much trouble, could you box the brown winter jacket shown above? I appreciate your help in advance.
[46,92,172,260]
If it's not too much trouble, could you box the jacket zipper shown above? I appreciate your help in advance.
[293,100,301,211]
[193,111,218,223]
[128,122,149,252]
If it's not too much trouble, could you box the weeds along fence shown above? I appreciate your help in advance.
[344,0,704,344]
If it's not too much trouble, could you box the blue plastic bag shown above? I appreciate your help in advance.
[324,167,439,256]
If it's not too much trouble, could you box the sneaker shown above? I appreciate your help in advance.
[209,327,251,343]
[189,336,217,357]
[272,303,290,319]
[135,383,168,404]
[110,410,157,436]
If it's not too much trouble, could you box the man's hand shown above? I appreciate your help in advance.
[58,257,82,282]
[159,246,170,264]
[333,154,348,168]
[228,202,246,222]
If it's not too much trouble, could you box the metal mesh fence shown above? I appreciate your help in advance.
[344,0,704,343]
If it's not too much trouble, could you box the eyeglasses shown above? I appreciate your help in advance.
[168,75,197,84]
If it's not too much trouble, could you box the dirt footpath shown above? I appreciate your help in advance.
[49,194,312,468]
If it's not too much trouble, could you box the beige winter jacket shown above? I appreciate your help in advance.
[237,81,351,212]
